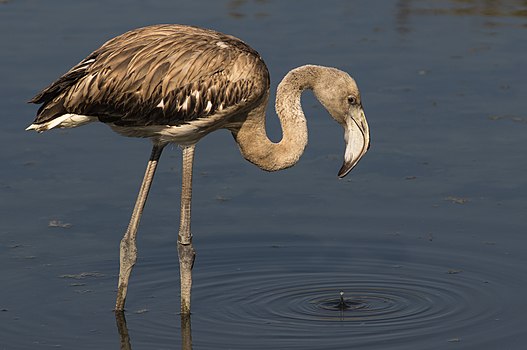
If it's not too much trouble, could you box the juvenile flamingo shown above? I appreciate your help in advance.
[27,24,370,314]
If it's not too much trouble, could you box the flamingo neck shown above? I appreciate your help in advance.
[233,65,320,172]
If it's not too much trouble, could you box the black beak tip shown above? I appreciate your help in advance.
[337,162,353,178]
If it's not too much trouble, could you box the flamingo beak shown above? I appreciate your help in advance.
[338,108,370,178]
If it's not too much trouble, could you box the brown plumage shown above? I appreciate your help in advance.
[27,24,370,315]
[30,24,268,132]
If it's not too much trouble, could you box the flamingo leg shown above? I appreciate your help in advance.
[115,143,166,311]
[178,145,197,315]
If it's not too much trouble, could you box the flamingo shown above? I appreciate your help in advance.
[27,24,370,314]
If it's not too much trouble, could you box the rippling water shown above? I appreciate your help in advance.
[112,234,524,349]
[1,0,526,349]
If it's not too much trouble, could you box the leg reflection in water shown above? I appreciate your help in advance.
[115,312,132,350]
[114,312,193,350]
[180,314,193,350]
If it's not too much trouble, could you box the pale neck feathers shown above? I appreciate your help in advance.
[233,65,325,172]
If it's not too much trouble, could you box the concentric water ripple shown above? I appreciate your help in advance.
[197,260,496,331]
[131,237,522,349]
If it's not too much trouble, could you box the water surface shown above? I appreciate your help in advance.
[1,0,526,349]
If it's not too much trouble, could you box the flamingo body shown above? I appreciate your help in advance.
[27,24,370,314]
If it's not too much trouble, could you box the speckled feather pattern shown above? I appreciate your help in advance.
[30,24,270,129]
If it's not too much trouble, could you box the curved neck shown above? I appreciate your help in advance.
[233,65,320,172]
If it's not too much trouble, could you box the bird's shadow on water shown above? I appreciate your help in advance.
[115,312,193,350]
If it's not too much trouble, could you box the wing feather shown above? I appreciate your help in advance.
[30,24,270,128]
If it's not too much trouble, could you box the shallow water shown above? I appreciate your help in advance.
[1,0,526,349]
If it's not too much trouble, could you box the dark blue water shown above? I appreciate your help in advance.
[1,0,526,349]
